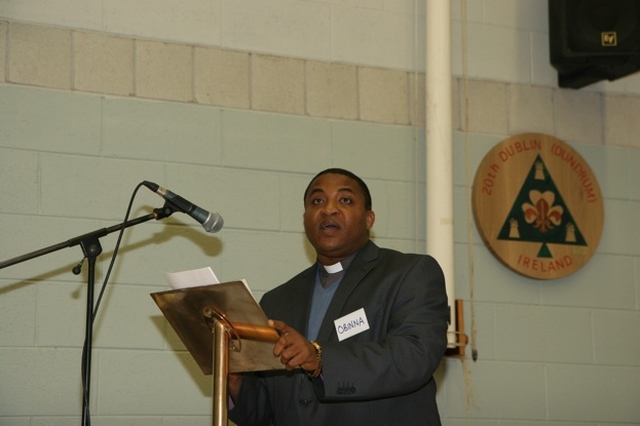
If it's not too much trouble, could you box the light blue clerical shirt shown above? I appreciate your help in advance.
[305,254,356,340]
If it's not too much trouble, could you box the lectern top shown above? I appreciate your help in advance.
[151,280,282,374]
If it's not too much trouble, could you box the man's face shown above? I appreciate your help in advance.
[303,173,375,265]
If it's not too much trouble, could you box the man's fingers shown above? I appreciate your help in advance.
[268,319,290,335]
[270,319,295,356]
[271,322,293,357]
[268,319,310,370]
[280,350,302,371]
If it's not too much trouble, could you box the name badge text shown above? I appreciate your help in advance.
[334,308,370,342]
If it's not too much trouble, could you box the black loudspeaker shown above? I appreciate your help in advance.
[549,0,640,89]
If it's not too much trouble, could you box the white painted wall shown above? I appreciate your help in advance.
[1,1,639,425]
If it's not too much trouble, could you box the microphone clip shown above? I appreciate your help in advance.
[152,202,178,221]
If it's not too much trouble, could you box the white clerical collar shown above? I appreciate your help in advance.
[320,252,357,275]
[323,262,343,274]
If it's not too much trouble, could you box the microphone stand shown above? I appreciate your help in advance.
[0,203,177,426]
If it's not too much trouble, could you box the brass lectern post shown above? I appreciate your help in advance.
[212,319,229,426]
[151,281,284,425]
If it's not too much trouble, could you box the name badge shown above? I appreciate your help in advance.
[334,308,370,342]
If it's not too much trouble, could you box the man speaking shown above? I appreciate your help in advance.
[229,168,449,426]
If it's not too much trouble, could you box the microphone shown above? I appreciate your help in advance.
[143,181,224,233]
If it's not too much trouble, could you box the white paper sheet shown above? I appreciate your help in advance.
[162,267,258,302]
[163,266,220,290]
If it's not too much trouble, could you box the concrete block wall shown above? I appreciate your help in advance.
[1,1,639,425]
[3,21,421,125]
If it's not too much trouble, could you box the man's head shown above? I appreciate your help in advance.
[303,168,375,265]
[303,168,372,210]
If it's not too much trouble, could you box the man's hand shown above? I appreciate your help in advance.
[228,373,243,403]
[269,319,319,372]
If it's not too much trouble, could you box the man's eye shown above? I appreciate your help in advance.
[340,197,352,204]
[312,198,324,205]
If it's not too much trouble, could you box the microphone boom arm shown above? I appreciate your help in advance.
[0,205,174,270]
[0,203,176,426]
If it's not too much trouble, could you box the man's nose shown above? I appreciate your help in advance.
[321,199,339,214]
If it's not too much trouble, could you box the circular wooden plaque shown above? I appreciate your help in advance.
[472,133,604,280]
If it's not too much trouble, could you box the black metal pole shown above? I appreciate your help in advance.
[80,240,100,426]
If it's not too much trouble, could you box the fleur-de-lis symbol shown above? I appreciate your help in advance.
[522,190,563,233]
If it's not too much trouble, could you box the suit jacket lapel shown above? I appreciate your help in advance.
[315,241,379,341]
[287,265,317,336]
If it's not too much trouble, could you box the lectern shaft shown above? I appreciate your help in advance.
[213,320,229,426]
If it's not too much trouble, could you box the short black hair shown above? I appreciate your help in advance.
[303,168,372,211]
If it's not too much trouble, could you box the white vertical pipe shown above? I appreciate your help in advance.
[425,0,455,345]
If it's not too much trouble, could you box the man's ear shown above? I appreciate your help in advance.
[366,210,375,230]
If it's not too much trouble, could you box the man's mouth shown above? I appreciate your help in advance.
[320,222,340,230]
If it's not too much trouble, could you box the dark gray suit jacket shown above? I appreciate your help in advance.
[229,241,449,426]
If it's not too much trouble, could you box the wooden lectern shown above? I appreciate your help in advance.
[151,281,283,426]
